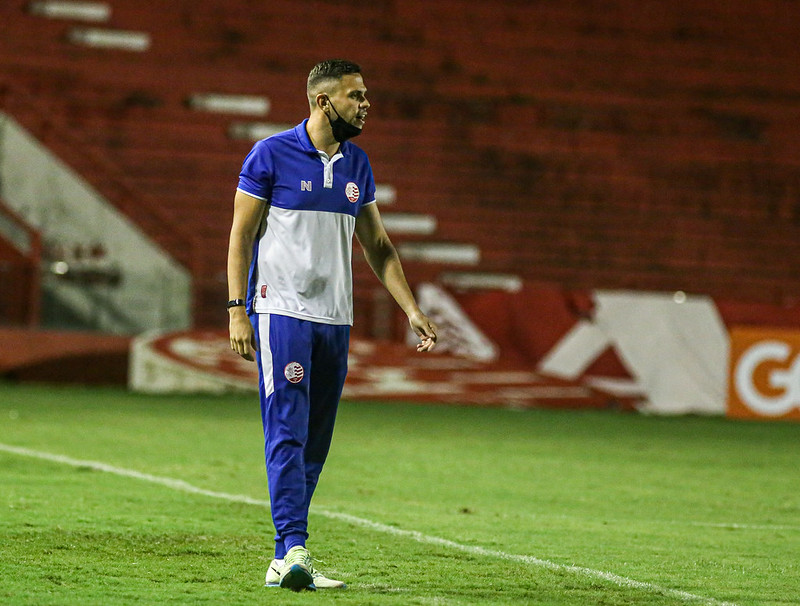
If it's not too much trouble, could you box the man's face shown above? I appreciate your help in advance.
[328,73,369,128]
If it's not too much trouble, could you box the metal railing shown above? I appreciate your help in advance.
[0,197,42,325]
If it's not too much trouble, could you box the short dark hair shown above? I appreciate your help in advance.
[307,59,362,92]
[306,60,362,108]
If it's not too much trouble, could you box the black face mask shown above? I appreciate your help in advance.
[326,100,362,143]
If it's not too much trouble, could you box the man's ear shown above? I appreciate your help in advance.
[316,93,329,112]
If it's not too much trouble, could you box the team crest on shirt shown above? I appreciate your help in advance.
[284,362,304,383]
[345,182,360,203]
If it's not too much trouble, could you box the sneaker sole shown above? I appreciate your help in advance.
[314,581,348,589]
[267,582,318,590]
[280,565,314,592]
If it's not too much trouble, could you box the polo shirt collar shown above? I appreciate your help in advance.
[294,119,350,156]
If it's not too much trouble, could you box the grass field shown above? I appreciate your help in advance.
[1,382,798,605]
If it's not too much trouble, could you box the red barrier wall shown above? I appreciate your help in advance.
[0,328,131,384]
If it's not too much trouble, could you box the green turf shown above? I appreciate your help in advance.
[1,382,798,605]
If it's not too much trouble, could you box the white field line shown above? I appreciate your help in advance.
[522,512,800,533]
[1,442,737,606]
[688,521,800,532]
[0,443,269,508]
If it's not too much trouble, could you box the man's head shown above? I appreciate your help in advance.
[307,59,362,106]
[307,59,369,143]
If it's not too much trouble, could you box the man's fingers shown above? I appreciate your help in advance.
[416,336,436,353]
[428,326,438,342]
[415,322,437,340]
[410,314,437,353]
[230,337,256,362]
[423,320,438,341]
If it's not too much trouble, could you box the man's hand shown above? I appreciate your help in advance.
[408,310,438,353]
[229,307,258,361]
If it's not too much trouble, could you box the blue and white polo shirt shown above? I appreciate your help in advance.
[237,120,376,325]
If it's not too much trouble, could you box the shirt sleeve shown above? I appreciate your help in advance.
[362,158,377,207]
[237,140,274,201]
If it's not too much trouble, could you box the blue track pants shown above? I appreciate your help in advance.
[252,313,350,559]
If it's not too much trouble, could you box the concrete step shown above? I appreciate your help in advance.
[28,0,111,22]
[397,242,480,265]
[381,212,437,236]
[439,271,523,292]
[68,27,150,51]
[187,93,270,116]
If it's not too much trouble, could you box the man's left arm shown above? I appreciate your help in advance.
[355,203,437,352]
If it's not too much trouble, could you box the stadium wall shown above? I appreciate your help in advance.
[4,281,799,421]
[0,327,130,384]
[126,282,800,421]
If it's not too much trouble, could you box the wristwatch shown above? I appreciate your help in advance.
[226,299,246,309]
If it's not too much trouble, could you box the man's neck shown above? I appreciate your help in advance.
[306,114,340,157]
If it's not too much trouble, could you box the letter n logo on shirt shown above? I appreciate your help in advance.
[301,180,312,191]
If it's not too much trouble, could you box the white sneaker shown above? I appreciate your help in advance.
[308,560,347,589]
[264,559,283,587]
[265,553,346,590]
[278,546,314,591]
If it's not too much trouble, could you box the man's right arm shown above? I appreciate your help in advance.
[227,189,266,361]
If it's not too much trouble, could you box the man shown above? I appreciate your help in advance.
[226,59,438,592]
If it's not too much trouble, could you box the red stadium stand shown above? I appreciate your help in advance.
[1,0,799,333]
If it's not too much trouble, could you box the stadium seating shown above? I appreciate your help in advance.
[1,0,799,332]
